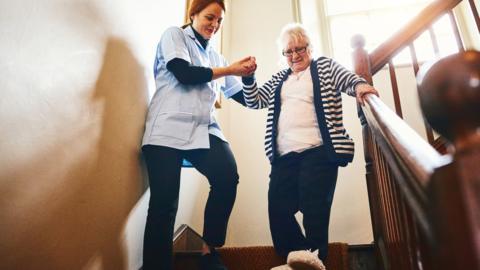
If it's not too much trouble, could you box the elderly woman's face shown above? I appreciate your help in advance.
[283,39,311,73]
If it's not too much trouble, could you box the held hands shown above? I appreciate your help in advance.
[229,56,257,77]
[355,83,379,105]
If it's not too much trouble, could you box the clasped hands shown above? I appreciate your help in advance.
[230,56,257,77]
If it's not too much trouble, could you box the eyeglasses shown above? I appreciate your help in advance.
[282,45,308,57]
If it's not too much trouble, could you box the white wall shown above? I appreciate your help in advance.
[0,1,207,269]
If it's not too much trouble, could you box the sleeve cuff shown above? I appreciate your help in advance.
[352,80,368,95]
[223,81,242,98]
[242,74,256,86]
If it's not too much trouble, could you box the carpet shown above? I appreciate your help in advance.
[218,243,349,270]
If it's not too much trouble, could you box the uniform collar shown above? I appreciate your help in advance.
[184,25,211,51]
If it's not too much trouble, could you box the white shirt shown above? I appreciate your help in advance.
[277,66,323,156]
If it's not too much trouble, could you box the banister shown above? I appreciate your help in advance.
[361,93,451,239]
[363,95,448,183]
[370,0,462,74]
[359,50,480,270]
[350,0,479,265]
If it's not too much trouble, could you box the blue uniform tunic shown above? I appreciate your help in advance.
[142,25,242,149]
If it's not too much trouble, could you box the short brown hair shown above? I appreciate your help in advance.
[188,0,226,22]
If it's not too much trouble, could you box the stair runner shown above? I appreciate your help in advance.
[174,243,349,270]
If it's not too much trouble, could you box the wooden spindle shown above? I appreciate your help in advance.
[410,43,435,144]
[374,143,392,270]
[399,198,420,270]
[468,0,480,33]
[388,170,409,270]
[428,27,440,57]
[409,43,420,75]
[379,156,397,269]
[388,60,403,118]
[447,10,465,52]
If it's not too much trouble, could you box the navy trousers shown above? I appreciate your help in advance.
[142,135,239,270]
[268,146,338,261]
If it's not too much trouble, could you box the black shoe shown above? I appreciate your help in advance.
[198,249,228,270]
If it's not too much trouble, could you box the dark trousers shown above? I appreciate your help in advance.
[268,146,338,261]
[142,135,239,270]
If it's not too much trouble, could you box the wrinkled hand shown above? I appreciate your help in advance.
[230,56,257,76]
[355,83,379,105]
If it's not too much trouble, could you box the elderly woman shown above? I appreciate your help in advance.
[242,23,378,270]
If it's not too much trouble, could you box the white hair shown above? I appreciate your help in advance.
[277,23,312,52]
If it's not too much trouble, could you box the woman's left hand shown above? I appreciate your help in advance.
[355,83,379,105]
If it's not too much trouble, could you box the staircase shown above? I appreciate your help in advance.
[171,224,376,270]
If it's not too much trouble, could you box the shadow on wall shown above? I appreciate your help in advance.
[0,38,149,269]
[84,37,150,269]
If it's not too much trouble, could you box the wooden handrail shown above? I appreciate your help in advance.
[363,95,448,185]
[361,94,451,239]
[370,0,462,73]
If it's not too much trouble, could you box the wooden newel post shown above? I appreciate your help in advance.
[350,34,383,259]
[417,50,480,270]
[351,34,374,125]
[351,34,373,85]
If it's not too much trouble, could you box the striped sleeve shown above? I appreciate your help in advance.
[242,71,286,109]
[330,59,367,97]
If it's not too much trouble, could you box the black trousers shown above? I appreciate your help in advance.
[142,135,239,270]
[268,146,338,261]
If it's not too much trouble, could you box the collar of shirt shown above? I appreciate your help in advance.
[185,25,211,52]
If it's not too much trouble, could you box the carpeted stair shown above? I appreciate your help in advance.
[172,225,350,270]
[174,243,349,270]
[218,243,349,270]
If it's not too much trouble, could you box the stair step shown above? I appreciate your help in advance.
[169,225,377,270]
[174,244,349,270]
[348,244,378,270]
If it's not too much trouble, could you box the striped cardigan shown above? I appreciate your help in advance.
[242,57,367,165]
